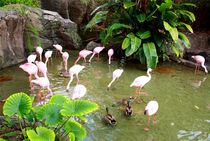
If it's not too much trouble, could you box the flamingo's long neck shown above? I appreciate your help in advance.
[108,77,116,88]
[201,63,208,74]
[74,56,81,65]
[66,75,74,90]
[89,52,96,62]
[109,56,111,65]
[147,70,151,80]
[45,58,48,65]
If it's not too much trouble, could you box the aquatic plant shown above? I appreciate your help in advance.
[3,93,99,140]
[85,0,196,69]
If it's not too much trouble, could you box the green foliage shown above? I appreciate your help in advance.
[2,117,16,127]
[37,103,63,127]
[64,119,86,140]
[86,0,196,69]
[3,92,32,118]
[0,131,18,137]
[61,100,99,117]
[27,127,55,141]
[0,0,41,7]
[3,93,99,140]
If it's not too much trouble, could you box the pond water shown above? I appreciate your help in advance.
[0,50,210,141]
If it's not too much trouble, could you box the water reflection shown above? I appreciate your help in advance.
[191,76,207,88]
[177,130,210,140]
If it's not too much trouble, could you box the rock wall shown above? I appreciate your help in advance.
[41,0,87,25]
[0,4,82,69]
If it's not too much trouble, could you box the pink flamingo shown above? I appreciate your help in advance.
[89,47,105,63]
[27,54,37,63]
[66,65,85,91]
[108,49,114,65]
[45,50,53,65]
[192,55,208,74]
[35,46,43,61]
[107,69,123,90]
[74,49,92,65]
[19,63,38,89]
[130,68,154,102]
[35,61,47,77]
[144,100,159,131]
[31,75,53,97]
[53,44,63,58]
[72,84,87,100]
[62,52,69,72]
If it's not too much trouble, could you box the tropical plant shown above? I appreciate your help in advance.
[0,0,40,7]
[3,93,99,141]
[85,0,196,69]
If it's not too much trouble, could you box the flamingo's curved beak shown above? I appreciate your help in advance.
[144,110,148,115]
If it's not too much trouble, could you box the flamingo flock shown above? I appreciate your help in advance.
[19,44,208,131]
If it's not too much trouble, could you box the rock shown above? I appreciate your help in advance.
[86,41,101,51]
[69,0,87,25]
[0,4,82,69]
[182,31,210,70]
[41,0,87,25]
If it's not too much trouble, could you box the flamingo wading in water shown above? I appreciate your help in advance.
[62,52,69,72]
[19,63,39,90]
[35,46,43,61]
[66,65,85,91]
[108,49,114,65]
[72,84,87,100]
[74,49,92,65]
[53,44,63,58]
[35,61,47,77]
[45,50,53,65]
[192,55,208,74]
[107,69,123,90]
[144,100,159,131]
[130,68,154,102]
[89,47,105,63]
[27,54,37,63]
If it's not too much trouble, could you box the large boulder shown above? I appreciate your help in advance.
[41,0,87,25]
[0,4,82,69]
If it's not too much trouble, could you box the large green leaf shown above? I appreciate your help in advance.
[37,103,63,127]
[61,100,99,117]
[112,36,124,43]
[158,1,172,12]
[178,10,195,22]
[107,23,132,36]
[178,3,196,8]
[122,38,130,50]
[85,11,108,31]
[91,2,117,15]
[64,119,86,140]
[143,42,158,69]
[27,127,55,141]
[136,13,146,23]
[165,11,178,20]
[179,22,193,33]
[178,32,190,48]
[26,109,36,123]
[49,95,69,105]
[3,92,32,118]
[136,31,151,39]
[163,21,178,42]
[125,36,141,56]
[171,45,179,57]
[138,48,146,65]
[123,2,136,9]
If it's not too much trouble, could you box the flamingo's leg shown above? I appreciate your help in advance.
[144,116,150,131]
[84,57,86,65]
[138,87,143,103]
[153,114,157,124]
[97,53,99,63]
[39,87,42,96]
[195,64,198,74]
[198,63,200,73]
[76,74,79,84]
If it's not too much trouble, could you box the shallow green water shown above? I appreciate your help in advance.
[0,50,210,141]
